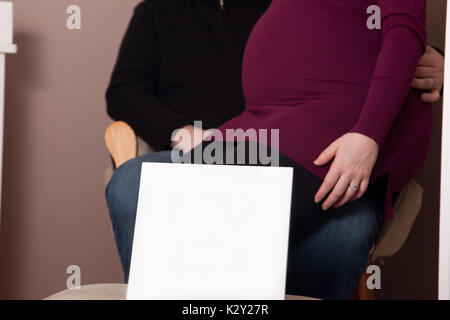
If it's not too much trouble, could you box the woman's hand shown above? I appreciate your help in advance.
[313,133,379,210]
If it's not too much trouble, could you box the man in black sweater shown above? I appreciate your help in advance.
[106,0,271,151]
[106,0,444,299]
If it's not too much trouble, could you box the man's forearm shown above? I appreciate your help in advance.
[413,45,444,103]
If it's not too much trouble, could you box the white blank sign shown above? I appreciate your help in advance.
[127,163,293,300]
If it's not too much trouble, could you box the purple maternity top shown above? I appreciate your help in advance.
[218,0,432,219]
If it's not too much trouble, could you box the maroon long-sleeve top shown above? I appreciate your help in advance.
[219,0,433,219]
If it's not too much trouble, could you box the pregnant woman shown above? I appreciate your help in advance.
[205,0,432,299]
[106,0,433,300]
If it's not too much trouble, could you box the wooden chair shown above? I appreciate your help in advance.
[105,121,424,300]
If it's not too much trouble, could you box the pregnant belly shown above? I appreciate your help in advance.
[220,98,364,155]
[218,99,360,178]
[242,0,381,107]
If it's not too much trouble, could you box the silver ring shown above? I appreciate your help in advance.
[349,184,359,191]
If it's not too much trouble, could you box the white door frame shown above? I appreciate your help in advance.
[0,1,17,221]
[439,0,450,301]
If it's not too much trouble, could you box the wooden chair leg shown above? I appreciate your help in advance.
[352,263,375,300]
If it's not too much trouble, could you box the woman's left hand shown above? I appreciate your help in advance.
[313,133,379,210]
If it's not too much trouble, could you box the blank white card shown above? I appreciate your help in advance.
[127,163,293,300]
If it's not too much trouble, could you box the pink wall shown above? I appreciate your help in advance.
[0,0,141,299]
[0,0,446,299]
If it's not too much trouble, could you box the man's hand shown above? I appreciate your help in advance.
[313,133,379,210]
[171,125,210,153]
[412,46,444,103]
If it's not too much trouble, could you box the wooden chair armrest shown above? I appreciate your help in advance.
[105,121,138,168]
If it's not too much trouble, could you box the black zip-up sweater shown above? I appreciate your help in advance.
[106,0,271,150]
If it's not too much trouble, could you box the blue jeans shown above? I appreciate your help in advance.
[105,151,383,299]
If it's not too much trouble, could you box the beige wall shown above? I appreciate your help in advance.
[0,0,141,299]
[0,0,446,299]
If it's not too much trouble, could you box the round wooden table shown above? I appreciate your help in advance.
[45,284,318,300]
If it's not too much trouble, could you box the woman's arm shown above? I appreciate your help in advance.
[314,0,427,209]
[350,0,427,148]
[106,1,190,150]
